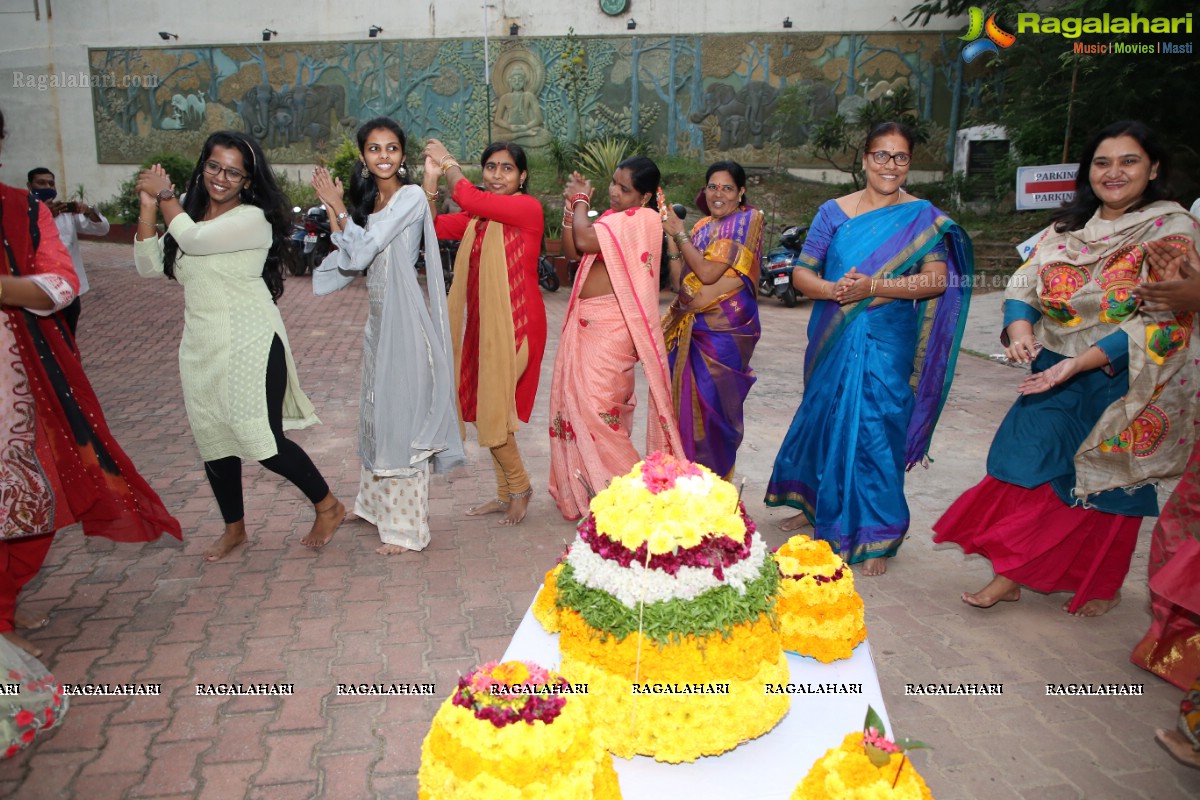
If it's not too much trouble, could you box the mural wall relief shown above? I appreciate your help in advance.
[90,33,990,165]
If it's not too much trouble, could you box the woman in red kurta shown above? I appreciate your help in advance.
[0,109,180,657]
[423,139,546,525]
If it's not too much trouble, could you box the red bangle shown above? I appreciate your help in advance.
[570,193,591,207]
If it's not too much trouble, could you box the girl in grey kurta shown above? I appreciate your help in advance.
[312,118,464,554]
[134,131,344,560]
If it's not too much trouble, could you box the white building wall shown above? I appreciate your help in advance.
[0,0,960,200]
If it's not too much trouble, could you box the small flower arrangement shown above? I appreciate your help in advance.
[419,660,622,800]
[451,661,569,729]
[774,535,866,662]
[793,707,933,799]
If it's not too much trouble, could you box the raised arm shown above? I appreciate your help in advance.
[562,171,596,258]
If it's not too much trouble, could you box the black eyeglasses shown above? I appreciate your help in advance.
[203,161,247,182]
[867,151,911,166]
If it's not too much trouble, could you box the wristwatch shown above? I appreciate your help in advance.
[336,211,350,222]
[156,187,176,204]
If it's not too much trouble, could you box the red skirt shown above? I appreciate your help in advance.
[933,476,1141,614]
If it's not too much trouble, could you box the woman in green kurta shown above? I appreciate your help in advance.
[134,132,343,560]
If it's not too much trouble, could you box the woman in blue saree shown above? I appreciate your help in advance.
[662,161,763,479]
[765,122,973,575]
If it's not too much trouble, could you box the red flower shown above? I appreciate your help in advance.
[20,729,36,743]
[13,709,35,727]
[43,709,55,727]
[4,744,20,759]
[7,670,22,680]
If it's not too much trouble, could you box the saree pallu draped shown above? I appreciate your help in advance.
[0,185,180,544]
[765,200,972,563]
[548,207,683,520]
[1131,441,1200,690]
[663,208,763,479]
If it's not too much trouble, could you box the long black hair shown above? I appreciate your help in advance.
[616,155,662,211]
[1052,120,1171,232]
[163,131,294,301]
[348,117,409,226]
[480,141,530,192]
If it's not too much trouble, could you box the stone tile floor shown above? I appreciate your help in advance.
[0,243,1197,799]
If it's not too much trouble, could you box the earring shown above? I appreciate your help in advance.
[398,163,408,178]
[360,164,369,178]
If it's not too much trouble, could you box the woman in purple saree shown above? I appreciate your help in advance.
[662,161,763,479]
[764,123,973,575]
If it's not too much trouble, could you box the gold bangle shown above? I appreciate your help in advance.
[423,189,438,200]
[666,252,682,261]
[139,217,157,226]
[870,279,878,296]
[439,157,460,171]
[671,230,689,247]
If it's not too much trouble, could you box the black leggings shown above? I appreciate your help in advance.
[204,336,329,524]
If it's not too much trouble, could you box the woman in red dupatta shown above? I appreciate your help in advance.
[424,140,547,525]
[548,157,683,520]
[0,110,180,657]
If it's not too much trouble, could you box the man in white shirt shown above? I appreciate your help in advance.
[27,167,110,336]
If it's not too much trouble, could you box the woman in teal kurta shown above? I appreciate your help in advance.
[135,131,343,560]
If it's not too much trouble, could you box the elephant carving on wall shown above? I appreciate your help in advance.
[690,81,780,150]
[235,82,346,150]
[237,83,276,140]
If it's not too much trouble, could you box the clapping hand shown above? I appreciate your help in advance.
[310,167,343,208]
[563,171,593,207]
[1135,239,1200,312]
[135,164,172,206]
[833,267,871,305]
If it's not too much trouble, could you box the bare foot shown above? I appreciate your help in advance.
[859,557,888,576]
[962,576,1022,608]
[1066,591,1121,617]
[500,491,532,526]
[466,499,508,516]
[302,494,345,549]
[1156,728,1200,769]
[776,513,812,532]
[375,543,408,555]
[2,629,42,658]
[204,520,247,562]
[14,608,49,631]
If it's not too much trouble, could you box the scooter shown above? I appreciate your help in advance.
[289,205,332,276]
[760,224,808,308]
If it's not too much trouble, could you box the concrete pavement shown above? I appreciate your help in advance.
[0,242,1196,799]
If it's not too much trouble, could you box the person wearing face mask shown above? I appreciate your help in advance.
[546,157,684,521]
[765,121,973,577]
[134,131,343,562]
[423,139,547,526]
[661,160,763,481]
[310,118,464,555]
[26,168,109,337]
[0,107,180,658]
[935,121,1199,617]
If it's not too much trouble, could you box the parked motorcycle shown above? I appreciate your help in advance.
[759,223,808,308]
[537,254,560,292]
[288,205,333,276]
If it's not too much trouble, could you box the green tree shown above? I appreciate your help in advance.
[906,0,1198,194]
[808,86,929,188]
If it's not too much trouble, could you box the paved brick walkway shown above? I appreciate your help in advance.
[0,242,1197,799]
